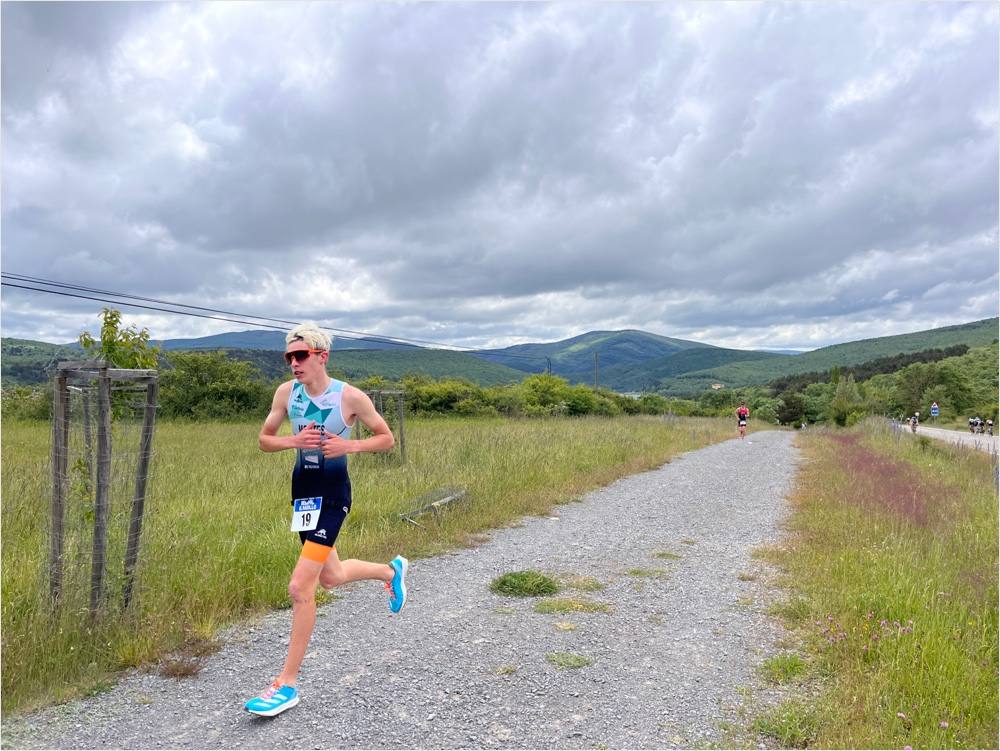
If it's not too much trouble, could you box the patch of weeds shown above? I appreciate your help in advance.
[560,574,605,592]
[750,544,782,562]
[649,614,665,625]
[490,570,559,597]
[653,551,682,560]
[767,596,811,624]
[752,701,818,748]
[178,636,221,659]
[462,532,491,546]
[159,656,202,678]
[494,606,517,615]
[681,538,697,545]
[736,571,757,582]
[495,665,517,676]
[554,621,578,632]
[534,597,612,614]
[134,694,154,705]
[82,679,115,698]
[759,653,807,684]
[546,652,591,669]
[735,597,754,608]
[158,635,220,679]
[626,567,666,578]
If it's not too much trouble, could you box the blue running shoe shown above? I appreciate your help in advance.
[245,681,299,717]
[387,555,408,613]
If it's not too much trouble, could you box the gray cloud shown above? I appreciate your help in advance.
[2,1,997,351]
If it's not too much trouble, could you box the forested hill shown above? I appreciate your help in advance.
[659,317,999,395]
[472,329,782,383]
[4,318,995,392]
[206,347,526,386]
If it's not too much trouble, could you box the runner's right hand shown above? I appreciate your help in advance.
[293,421,324,449]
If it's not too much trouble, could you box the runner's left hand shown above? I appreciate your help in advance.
[320,435,353,458]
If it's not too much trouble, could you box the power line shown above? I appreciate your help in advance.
[1,274,548,364]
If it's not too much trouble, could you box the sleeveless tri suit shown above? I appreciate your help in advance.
[288,379,354,548]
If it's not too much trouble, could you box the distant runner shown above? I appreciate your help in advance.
[736,402,749,439]
[245,323,408,717]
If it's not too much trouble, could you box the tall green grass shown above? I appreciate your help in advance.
[1,414,732,714]
[761,420,998,749]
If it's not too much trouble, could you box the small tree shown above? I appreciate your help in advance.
[79,308,159,368]
[829,374,863,426]
[776,390,806,425]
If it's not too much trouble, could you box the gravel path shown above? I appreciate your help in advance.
[4,429,800,750]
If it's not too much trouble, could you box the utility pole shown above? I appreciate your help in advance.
[594,351,599,391]
[545,356,551,375]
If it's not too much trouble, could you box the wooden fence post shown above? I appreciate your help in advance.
[49,374,69,602]
[123,378,158,609]
[396,392,406,463]
[90,367,112,616]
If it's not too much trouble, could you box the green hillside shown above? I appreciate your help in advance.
[1,339,78,385]
[475,329,709,375]
[659,318,999,396]
[600,347,785,392]
[153,329,416,352]
[209,347,527,386]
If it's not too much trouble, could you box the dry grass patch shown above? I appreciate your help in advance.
[534,597,612,614]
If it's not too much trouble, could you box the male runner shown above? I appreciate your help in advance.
[736,402,750,438]
[245,323,408,717]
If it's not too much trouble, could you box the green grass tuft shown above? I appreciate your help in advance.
[490,570,559,597]
[653,551,682,560]
[759,653,807,684]
[545,652,591,669]
[625,567,666,578]
[752,701,818,748]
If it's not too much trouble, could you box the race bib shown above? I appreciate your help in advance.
[291,497,323,532]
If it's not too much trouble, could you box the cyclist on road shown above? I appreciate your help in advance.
[245,323,408,718]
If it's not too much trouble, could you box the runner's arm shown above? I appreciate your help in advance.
[259,381,322,452]
[335,386,395,455]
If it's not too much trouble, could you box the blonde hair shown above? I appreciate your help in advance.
[285,322,332,351]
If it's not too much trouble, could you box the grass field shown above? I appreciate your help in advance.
[1,414,734,714]
[756,420,998,749]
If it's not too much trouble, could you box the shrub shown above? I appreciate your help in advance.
[1,386,52,420]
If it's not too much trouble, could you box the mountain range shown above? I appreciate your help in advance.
[3,317,996,395]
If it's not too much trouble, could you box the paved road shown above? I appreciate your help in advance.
[4,431,800,750]
[911,425,999,454]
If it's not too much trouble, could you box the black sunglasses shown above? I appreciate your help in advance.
[284,349,325,365]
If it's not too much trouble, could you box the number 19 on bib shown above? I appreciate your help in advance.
[291,497,323,532]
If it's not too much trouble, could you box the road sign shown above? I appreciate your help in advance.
[930,402,940,417]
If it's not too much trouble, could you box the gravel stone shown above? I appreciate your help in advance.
[4,430,799,749]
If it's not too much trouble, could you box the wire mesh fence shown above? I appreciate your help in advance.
[49,362,158,618]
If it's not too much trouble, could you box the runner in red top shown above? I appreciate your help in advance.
[736,402,749,439]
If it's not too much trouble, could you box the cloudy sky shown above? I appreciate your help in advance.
[2,1,997,351]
